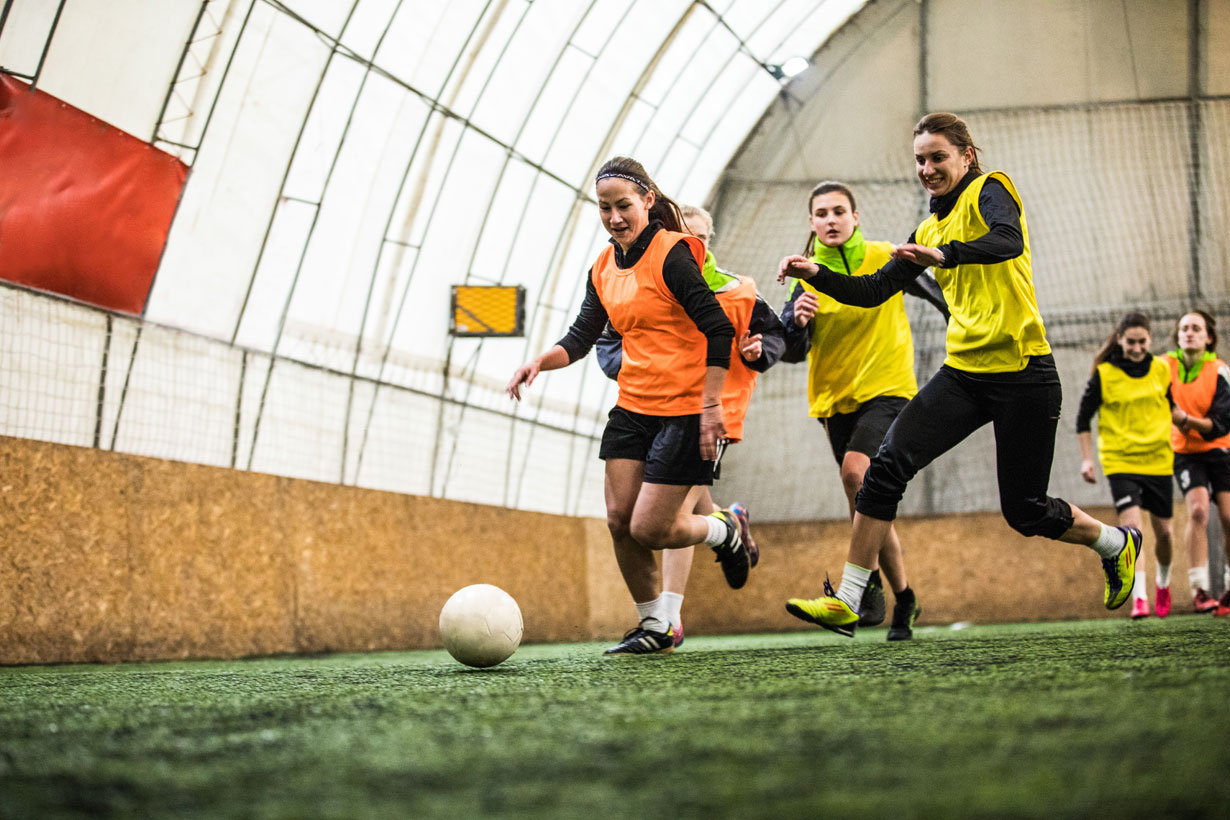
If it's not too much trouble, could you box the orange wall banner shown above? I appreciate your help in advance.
[0,75,187,315]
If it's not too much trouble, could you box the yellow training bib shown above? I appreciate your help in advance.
[801,240,917,417]
[1095,358,1174,476]
[913,172,1051,373]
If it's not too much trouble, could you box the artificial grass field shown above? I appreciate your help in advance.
[2,616,1228,819]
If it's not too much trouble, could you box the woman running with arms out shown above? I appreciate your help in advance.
[778,113,1143,636]
[1076,313,1182,618]
[779,181,947,640]
[508,158,752,655]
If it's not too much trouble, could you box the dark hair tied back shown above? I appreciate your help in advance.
[595,157,685,233]
[1091,312,1151,375]
[802,181,857,256]
[1173,309,1218,354]
[914,112,983,175]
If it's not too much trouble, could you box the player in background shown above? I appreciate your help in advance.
[1163,310,1230,615]
[595,204,786,646]
[508,157,751,656]
[1076,313,1183,618]
[777,112,1143,638]
[778,181,948,640]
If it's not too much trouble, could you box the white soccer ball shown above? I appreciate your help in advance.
[438,584,523,668]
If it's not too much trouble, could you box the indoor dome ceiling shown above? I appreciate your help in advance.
[0,0,865,513]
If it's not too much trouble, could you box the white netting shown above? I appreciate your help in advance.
[0,283,605,517]
[712,100,1230,521]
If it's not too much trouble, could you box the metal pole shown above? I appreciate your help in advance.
[1187,0,1204,303]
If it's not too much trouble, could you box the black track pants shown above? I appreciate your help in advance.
[855,354,1075,538]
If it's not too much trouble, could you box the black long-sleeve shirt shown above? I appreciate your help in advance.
[795,171,1024,309]
[555,222,734,368]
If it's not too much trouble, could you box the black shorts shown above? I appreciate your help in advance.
[1174,449,1230,496]
[598,406,714,486]
[1107,473,1173,518]
[822,396,910,466]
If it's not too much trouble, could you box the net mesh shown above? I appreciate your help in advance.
[712,100,1230,521]
[2,100,1227,523]
[0,284,604,517]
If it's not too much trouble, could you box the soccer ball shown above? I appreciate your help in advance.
[438,584,523,668]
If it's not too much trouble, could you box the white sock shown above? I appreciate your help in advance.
[1089,524,1127,559]
[1224,565,1229,589]
[836,562,872,612]
[702,513,728,547]
[1133,570,1147,601]
[1156,563,1171,589]
[662,591,684,628]
[635,596,669,633]
[1189,566,1209,594]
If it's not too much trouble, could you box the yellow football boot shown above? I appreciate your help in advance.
[786,577,859,637]
[1102,527,1142,610]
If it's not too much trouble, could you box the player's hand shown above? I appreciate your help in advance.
[699,404,725,460]
[1079,459,1096,484]
[892,243,945,266]
[777,255,819,284]
[739,332,763,362]
[792,291,818,326]
[507,361,541,400]
[1172,407,1189,430]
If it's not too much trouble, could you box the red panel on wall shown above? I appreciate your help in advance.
[0,75,188,315]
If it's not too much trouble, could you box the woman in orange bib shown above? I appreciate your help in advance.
[1164,310,1230,615]
[508,157,752,655]
[594,204,787,647]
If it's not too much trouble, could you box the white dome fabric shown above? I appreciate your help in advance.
[0,0,862,515]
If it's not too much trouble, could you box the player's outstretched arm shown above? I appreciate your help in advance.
[507,345,570,400]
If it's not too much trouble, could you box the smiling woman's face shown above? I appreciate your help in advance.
[914,130,973,197]
[597,177,653,251]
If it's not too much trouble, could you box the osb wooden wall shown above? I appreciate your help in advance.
[0,437,627,665]
[0,436,1203,665]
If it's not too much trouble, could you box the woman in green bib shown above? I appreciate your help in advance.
[779,181,946,640]
[777,112,1143,637]
[1076,313,1182,619]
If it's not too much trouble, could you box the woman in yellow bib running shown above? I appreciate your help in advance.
[778,113,1142,636]
[1076,313,1182,618]
[779,181,947,640]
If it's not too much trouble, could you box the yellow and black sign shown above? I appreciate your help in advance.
[450,285,525,337]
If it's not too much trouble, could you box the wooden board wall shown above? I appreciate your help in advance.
[0,436,1205,665]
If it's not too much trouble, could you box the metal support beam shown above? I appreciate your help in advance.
[1187,0,1205,303]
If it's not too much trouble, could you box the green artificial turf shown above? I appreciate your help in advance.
[2,616,1229,819]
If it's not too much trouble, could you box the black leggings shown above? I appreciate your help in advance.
[855,355,1075,538]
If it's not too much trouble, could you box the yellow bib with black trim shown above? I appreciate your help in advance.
[800,240,917,418]
[913,171,1051,373]
[1095,358,1174,476]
